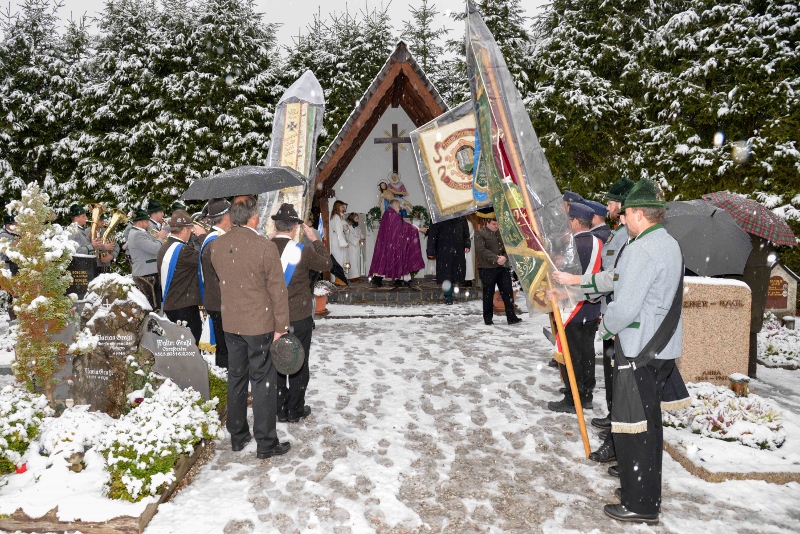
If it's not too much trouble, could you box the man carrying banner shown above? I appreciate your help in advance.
[270,204,332,423]
[548,202,603,413]
[199,198,233,368]
[157,209,202,344]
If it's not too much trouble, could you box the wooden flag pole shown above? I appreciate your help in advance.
[474,48,591,456]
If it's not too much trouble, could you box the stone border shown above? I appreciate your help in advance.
[0,438,208,534]
[757,358,800,371]
[663,440,800,485]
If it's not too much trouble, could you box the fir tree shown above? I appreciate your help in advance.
[400,0,449,80]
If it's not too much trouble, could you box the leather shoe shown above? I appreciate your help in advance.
[231,433,252,452]
[547,398,576,413]
[559,387,567,394]
[614,487,622,500]
[608,465,619,477]
[507,317,522,325]
[603,503,658,525]
[484,319,493,325]
[589,441,616,463]
[591,415,611,430]
[548,359,559,368]
[257,441,291,459]
[288,405,312,423]
[277,413,288,423]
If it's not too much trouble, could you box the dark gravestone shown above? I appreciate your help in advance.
[140,314,210,401]
[766,275,789,311]
[66,254,97,299]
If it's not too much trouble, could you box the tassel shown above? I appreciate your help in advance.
[662,397,692,411]
[611,421,648,434]
[554,351,565,365]
[198,341,216,353]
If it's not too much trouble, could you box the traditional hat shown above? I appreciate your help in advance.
[582,199,608,217]
[270,334,305,375]
[568,202,595,222]
[206,198,231,218]
[147,200,165,214]
[69,204,87,217]
[170,201,187,212]
[132,209,150,222]
[3,215,15,225]
[271,203,303,223]
[168,209,193,228]
[605,178,635,202]
[476,206,496,219]
[622,179,667,210]
[100,212,110,221]
[562,190,584,203]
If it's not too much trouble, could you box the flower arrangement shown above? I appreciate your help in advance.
[663,382,785,450]
[365,206,382,231]
[0,385,53,474]
[314,279,336,297]
[411,205,430,227]
[98,381,222,501]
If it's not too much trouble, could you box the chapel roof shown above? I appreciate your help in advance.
[314,41,449,200]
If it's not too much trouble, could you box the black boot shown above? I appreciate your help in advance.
[371,276,383,287]
[589,435,616,463]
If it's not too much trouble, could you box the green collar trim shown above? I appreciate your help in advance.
[633,223,663,242]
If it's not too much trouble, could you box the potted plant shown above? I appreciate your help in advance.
[313,280,336,315]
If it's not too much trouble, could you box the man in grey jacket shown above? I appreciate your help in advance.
[599,179,683,525]
[128,209,167,310]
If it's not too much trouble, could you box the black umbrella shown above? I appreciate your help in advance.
[181,166,306,200]
[663,200,752,276]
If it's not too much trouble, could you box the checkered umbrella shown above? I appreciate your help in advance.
[702,192,797,247]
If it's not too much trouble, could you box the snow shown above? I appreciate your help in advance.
[685,276,751,290]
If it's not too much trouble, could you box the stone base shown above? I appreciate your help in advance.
[0,439,208,534]
[328,278,481,305]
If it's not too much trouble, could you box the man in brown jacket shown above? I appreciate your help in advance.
[157,209,202,342]
[474,214,522,326]
[209,195,291,459]
[269,203,333,423]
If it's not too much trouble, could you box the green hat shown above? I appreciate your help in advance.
[132,209,150,222]
[605,178,635,202]
[69,204,87,217]
[3,215,15,225]
[147,200,165,214]
[170,201,187,212]
[100,212,110,221]
[621,179,667,210]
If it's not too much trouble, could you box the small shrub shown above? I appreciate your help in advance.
[0,385,53,473]
[208,364,228,415]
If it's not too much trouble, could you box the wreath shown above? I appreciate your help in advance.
[365,207,382,231]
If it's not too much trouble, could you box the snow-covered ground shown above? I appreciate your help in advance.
[138,309,799,534]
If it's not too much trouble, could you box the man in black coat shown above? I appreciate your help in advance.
[426,217,471,304]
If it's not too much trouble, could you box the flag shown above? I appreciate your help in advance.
[317,214,324,239]
[465,0,580,314]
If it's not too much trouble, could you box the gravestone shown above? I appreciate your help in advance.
[66,254,97,299]
[140,314,210,401]
[765,262,798,319]
[678,277,751,385]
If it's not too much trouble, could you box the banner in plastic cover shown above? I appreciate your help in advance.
[258,70,325,235]
[466,1,580,315]
[411,101,492,223]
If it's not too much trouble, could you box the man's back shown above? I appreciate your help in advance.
[210,226,289,336]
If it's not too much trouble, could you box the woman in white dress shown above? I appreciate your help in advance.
[464,215,477,287]
[329,200,349,285]
[344,212,365,281]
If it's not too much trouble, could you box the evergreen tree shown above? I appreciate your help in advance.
[400,0,449,84]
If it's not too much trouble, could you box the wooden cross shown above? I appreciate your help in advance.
[374,124,411,174]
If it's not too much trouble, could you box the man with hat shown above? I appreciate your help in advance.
[157,209,202,343]
[68,204,94,254]
[147,200,167,233]
[199,198,233,368]
[547,201,603,413]
[583,199,612,243]
[128,208,167,310]
[209,195,291,459]
[270,203,332,423]
[474,209,522,326]
[598,179,683,524]
[0,215,19,320]
[562,190,584,212]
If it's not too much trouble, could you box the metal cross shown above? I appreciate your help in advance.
[374,124,411,174]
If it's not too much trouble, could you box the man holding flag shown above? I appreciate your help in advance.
[157,209,202,344]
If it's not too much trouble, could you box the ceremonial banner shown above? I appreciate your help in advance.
[258,70,325,236]
[466,1,580,315]
[411,101,491,223]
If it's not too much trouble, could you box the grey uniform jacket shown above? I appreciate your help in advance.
[81,227,120,267]
[599,225,683,360]
[579,223,630,313]
[127,226,162,276]
[70,224,94,255]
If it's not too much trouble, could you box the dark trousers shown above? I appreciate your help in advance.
[165,305,202,345]
[134,274,162,311]
[558,320,598,402]
[613,358,675,516]
[225,332,279,449]
[208,309,229,369]
[479,267,517,322]
[603,338,615,412]
[277,316,313,419]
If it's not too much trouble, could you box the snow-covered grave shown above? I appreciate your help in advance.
[759,312,800,369]
[2,295,800,532]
